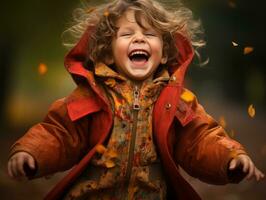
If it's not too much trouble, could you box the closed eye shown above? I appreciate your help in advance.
[120,33,132,37]
[145,33,157,37]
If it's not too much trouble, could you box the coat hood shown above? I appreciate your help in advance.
[64,26,194,88]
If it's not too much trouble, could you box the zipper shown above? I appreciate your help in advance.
[132,85,141,111]
[124,85,141,187]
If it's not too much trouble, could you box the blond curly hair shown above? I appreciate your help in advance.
[63,0,206,66]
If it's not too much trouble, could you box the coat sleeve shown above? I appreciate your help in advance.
[174,89,248,185]
[8,98,90,178]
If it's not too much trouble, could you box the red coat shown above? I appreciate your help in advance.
[9,28,247,199]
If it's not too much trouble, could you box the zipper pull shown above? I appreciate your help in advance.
[133,85,140,110]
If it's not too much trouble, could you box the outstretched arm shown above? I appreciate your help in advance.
[7,98,90,179]
[174,90,264,184]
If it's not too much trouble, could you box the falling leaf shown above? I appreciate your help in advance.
[248,104,255,118]
[232,41,239,47]
[38,63,48,75]
[105,160,115,168]
[180,90,194,103]
[244,47,254,55]
[228,0,236,8]
[103,10,109,17]
[219,116,227,128]
[95,144,107,154]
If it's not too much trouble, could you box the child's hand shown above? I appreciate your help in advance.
[7,152,36,180]
[229,154,265,181]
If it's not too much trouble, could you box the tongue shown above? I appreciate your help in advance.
[131,58,147,66]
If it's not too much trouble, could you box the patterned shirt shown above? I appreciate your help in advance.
[64,63,170,200]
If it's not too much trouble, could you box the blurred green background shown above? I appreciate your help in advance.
[0,0,265,199]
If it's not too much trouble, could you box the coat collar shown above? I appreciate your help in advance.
[94,62,127,81]
[64,26,194,89]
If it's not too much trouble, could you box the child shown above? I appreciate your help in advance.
[7,0,264,199]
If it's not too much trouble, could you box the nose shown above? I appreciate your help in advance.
[132,32,146,43]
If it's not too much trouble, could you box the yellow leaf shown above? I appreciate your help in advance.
[244,47,254,55]
[38,63,48,75]
[105,160,115,168]
[180,90,194,103]
[95,144,107,154]
[232,41,239,47]
[219,116,227,128]
[248,104,255,118]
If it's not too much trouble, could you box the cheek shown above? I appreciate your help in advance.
[115,40,128,54]
[153,40,164,56]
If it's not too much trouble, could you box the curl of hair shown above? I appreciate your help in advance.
[62,0,207,66]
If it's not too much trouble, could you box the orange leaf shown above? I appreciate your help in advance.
[105,160,115,168]
[180,90,194,103]
[38,63,48,75]
[244,47,254,55]
[248,104,255,118]
[219,116,227,128]
[95,144,107,154]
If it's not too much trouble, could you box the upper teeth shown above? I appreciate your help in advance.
[129,51,149,57]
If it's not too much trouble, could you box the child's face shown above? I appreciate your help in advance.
[111,9,167,81]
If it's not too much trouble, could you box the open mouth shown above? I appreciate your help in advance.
[128,50,150,64]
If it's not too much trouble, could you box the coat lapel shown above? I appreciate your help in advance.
[65,84,102,121]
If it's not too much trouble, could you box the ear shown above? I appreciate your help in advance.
[160,55,168,64]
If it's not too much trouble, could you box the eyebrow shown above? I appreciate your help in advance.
[118,26,156,33]
[118,27,134,31]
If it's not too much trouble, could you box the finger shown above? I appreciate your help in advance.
[26,156,35,170]
[7,160,14,178]
[17,155,26,177]
[242,158,249,173]
[10,158,18,178]
[255,168,261,181]
[246,161,255,180]
[254,168,261,181]
[261,172,265,179]
[255,168,265,181]
[229,159,237,170]
[229,159,236,170]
